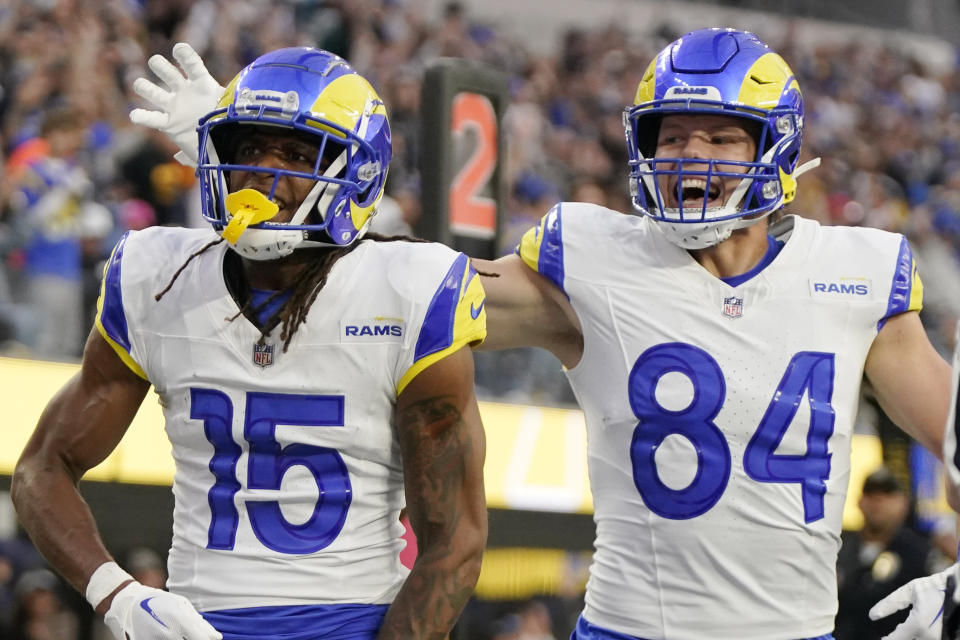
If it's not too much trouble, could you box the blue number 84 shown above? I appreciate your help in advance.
[629,343,835,523]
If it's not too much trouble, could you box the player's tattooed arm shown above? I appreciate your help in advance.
[381,346,487,640]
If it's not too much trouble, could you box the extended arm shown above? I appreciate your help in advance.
[378,346,486,640]
[863,310,951,456]
[12,326,150,596]
[473,254,583,367]
[12,328,221,639]
[864,311,958,640]
[943,319,960,512]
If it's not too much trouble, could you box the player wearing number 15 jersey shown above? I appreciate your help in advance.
[12,47,487,640]
[477,29,952,640]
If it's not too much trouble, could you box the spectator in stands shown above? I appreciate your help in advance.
[125,547,165,591]
[836,467,951,639]
[8,569,79,640]
[6,107,113,359]
[2,0,960,403]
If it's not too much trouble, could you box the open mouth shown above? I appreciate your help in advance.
[671,178,722,210]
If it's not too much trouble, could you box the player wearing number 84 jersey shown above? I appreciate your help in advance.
[508,203,919,638]
[475,28,952,640]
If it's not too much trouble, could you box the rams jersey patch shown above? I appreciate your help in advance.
[340,318,405,341]
[808,278,872,298]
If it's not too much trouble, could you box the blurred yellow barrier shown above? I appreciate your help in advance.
[0,356,898,528]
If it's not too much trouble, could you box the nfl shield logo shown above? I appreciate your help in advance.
[253,342,274,368]
[722,296,743,319]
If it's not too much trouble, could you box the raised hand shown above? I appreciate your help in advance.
[129,42,224,167]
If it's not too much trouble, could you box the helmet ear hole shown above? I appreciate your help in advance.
[635,115,661,158]
[356,183,374,207]
[209,123,242,164]
[742,120,765,156]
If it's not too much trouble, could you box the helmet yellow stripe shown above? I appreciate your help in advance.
[633,58,658,106]
[737,53,800,109]
[309,73,387,137]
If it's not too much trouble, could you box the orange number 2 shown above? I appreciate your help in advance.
[448,92,497,239]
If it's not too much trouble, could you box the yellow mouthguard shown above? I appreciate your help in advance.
[221,189,280,244]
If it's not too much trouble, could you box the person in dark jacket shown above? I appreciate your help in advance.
[836,467,951,639]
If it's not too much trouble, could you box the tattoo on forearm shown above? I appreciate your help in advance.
[380,395,480,639]
[399,395,470,534]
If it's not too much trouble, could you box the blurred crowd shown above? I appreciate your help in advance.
[2,0,960,401]
[3,0,960,637]
[0,519,168,640]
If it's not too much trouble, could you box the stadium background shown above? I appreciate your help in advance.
[2,0,960,637]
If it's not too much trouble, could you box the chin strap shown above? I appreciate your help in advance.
[287,150,350,227]
[713,155,822,232]
[793,157,821,179]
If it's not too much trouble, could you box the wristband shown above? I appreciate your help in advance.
[85,561,134,609]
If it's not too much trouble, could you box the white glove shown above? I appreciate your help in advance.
[129,42,224,167]
[104,581,222,640]
[868,563,960,640]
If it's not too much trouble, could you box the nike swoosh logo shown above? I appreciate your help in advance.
[140,598,168,628]
[470,299,485,319]
[930,599,945,628]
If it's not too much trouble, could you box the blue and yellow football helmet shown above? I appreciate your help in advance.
[197,47,391,258]
[624,28,817,249]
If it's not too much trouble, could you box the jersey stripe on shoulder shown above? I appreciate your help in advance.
[95,232,147,379]
[398,253,486,394]
[516,203,565,295]
[879,236,923,331]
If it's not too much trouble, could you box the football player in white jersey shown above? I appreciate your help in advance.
[127,29,955,640]
[476,28,952,640]
[11,47,488,640]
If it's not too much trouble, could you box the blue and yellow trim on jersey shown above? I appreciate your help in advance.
[397,254,487,394]
[879,236,923,332]
[95,232,147,380]
[516,204,566,296]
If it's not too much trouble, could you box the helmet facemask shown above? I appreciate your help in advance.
[200,115,384,260]
[623,29,818,249]
[627,105,796,249]
[195,48,392,260]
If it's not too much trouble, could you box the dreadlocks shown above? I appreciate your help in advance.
[154,236,226,302]
[156,231,430,353]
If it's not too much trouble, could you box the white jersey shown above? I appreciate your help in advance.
[95,226,485,612]
[518,205,923,640]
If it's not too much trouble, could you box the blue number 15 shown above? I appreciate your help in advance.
[629,343,835,522]
[190,389,353,554]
